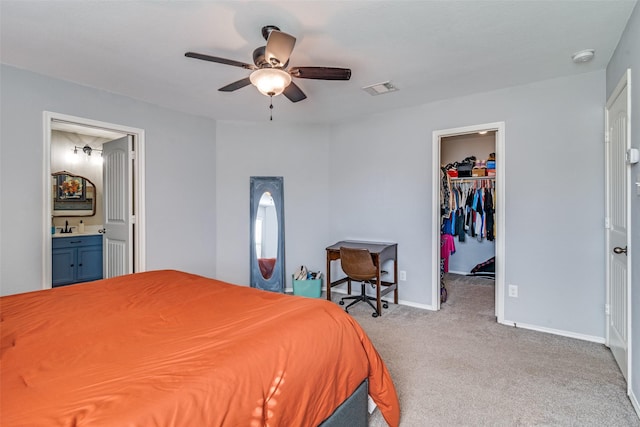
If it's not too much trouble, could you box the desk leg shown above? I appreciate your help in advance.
[326,253,331,302]
[394,258,399,304]
[375,263,382,316]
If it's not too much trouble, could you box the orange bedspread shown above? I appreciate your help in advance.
[1,270,399,426]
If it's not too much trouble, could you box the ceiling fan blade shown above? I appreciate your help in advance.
[283,82,307,103]
[290,67,351,80]
[265,30,296,67]
[218,77,252,92]
[185,52,256,70]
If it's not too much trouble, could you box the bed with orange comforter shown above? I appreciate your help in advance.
[1,270,399,426]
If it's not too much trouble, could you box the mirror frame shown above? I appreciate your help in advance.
[250,176,285,292]
[51,171,97,217]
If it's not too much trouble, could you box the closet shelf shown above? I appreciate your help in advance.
[449,176,495,181]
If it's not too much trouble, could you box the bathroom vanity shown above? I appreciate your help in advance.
[52,234,103,287]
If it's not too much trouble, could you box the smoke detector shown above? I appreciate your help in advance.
[362,81,398,96]
[572,49,595,63]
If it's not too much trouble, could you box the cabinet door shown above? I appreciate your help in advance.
[52,248,76,287]
[77,246,104,283]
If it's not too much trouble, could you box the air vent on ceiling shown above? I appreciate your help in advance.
[362,81,398,96]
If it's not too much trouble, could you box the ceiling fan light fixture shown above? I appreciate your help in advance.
[250,68,292,96]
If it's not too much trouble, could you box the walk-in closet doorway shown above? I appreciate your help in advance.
[431,122,505,322]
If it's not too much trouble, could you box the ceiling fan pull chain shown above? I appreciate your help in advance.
[269,95,274,121]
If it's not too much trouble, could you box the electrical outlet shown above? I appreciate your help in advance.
[508,284,518,298]
[399,270,407,281]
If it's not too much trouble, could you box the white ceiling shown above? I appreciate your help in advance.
[52,121,128,140]
[1,1,636,124]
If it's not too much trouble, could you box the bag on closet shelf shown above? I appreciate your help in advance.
[457,156,476,177]
[457,163,473,177]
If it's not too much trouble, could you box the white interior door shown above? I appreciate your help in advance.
[605,70,631,381]
[102,136,133,278]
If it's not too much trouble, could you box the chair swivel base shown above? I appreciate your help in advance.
[339,283,389,318]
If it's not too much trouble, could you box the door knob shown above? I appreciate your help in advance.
[613,246,628,255]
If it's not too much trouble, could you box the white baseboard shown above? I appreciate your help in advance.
[499,319,605,344]
[629,387,640,420]
[329,288,435,311]
[448,270,469,276]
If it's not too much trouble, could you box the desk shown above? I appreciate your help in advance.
[326,240,398,317]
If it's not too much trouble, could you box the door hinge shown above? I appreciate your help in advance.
[605,217,611,229]
[605,304,610,315]
[129,151,136,160]
[605,131,610,144]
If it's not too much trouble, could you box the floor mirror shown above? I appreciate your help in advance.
[250,176,285,292]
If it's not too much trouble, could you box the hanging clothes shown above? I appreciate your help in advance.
[440,167,452,217]
[446,177,496,241]
[485,187,495,241]
[441,214,454,235]
[440,234,456,273]
[455,208,465,242]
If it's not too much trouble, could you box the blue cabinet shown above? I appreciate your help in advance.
[52,235,103,287]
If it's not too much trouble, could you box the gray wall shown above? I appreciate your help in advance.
[441,133,496,166]
[0,65,217,295]
[329,70,606,338]
[606,0,640,411]
[447,239,496,276]
[215,121,331,288]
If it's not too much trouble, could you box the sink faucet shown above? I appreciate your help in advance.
[59,220,75,234]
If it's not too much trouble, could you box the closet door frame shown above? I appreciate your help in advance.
[431,122,505,322]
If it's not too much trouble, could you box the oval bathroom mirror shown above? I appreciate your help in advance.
[250,177,285,292]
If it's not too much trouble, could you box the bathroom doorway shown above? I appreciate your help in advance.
[43,112,146,288]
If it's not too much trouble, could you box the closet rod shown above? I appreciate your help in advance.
[449,176,495,182]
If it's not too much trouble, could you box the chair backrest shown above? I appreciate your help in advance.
[340,247,377,281]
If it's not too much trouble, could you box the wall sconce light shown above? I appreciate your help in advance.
[74,144,102,157]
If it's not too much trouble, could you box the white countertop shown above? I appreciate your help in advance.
[52,232,102,238]
[52,224,103,238]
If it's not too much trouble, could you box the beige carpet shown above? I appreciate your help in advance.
[334,273,640,426]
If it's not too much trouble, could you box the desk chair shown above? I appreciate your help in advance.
[338,247,389,318]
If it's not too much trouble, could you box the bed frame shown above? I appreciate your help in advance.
[320,379,369,427]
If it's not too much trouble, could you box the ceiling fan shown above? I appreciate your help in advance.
[185,25,351,104]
